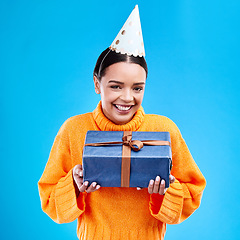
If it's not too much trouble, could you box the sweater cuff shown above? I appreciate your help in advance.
[55,169,86,223]
[149,179,184,224]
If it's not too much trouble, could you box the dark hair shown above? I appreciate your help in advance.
[93,48,148,80]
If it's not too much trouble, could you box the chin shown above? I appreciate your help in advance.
[115,120,130,125]
[112,114,134,125]
[103,105,139,125]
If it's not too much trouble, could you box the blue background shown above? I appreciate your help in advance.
[1,0,239,239]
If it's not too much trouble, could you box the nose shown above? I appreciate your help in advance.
[120,89,134,102]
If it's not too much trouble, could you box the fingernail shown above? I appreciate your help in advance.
[96,185,100,190]
[92,182,96,187]
[161,179,165,185]
[150,180,154,185]
[80,171,83,177]
[84,181,88,186]
[156,176,160,181]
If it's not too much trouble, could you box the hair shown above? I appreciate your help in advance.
[93,48,148,80]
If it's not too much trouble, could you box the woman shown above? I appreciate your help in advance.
[38,6,206,240]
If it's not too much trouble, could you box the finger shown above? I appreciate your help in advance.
[73,170,83,180]
[73,169,83,183]
[169,175,175,184]
[159,179,165,195]
[73,175,84,191]
[87,183,101,193]
[86,182,98,193]
[79,181,89,192]
[153,176,161,193]
[74,164,83,172]
[73,164,83,177]
[74,175,83,188]
[75,169,83,177]
[148,180,154,194]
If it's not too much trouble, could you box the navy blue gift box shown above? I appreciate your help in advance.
[82,131,172,188]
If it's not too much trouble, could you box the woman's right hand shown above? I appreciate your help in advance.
[72,164,101,195]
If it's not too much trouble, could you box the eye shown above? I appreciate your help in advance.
[133,86,143,92]
[110,85,121,90]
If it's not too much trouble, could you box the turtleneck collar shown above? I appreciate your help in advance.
[92,101,145,131]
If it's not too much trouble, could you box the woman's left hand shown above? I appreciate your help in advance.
[147,175,175,195]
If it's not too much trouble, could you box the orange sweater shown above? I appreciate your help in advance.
[38,102,206,240]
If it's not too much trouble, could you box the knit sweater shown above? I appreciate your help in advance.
[38,102,206,240]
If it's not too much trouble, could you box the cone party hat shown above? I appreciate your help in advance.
[110,5,145,57]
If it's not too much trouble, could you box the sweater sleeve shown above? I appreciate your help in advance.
[38,121,87,224]
[149,123,206,224]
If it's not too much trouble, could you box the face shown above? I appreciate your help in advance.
[94,62,146,125]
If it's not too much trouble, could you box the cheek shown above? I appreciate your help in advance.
[135,92,144,103]
[101,89,116,102]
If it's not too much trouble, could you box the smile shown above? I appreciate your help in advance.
[114,104,133,111]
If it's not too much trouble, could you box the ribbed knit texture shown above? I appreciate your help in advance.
[38,102,206,239]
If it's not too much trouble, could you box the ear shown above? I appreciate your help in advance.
[93,76,101,94]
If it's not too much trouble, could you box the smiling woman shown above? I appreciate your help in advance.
[38,5,206,240]
[94,60,146,125]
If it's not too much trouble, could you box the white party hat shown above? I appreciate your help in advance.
[110,5,145,57]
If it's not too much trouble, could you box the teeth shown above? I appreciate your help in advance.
[115,105,131,111]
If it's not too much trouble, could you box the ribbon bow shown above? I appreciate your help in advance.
[122,133,143,151]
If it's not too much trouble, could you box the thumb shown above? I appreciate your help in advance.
[169,175,175,184]
[73,164,83,175]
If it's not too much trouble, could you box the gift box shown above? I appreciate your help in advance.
[82,131,172,188]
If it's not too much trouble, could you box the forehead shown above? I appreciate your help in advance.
[103,62,146,82]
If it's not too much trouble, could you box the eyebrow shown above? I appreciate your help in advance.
[108,80,145,85]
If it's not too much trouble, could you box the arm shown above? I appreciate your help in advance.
[38,122,86,224]
[149,127,206,224]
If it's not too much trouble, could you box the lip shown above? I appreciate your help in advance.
[113,104,134,114]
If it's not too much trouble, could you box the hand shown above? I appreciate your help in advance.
[72,164,101,195]
[148,175,175,195]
